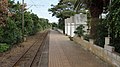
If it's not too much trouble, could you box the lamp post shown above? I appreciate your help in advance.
[22,0,27,41]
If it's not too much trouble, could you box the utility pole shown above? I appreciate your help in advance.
[22,0,24,35]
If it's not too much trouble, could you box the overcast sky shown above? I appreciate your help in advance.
[15,0,59,23]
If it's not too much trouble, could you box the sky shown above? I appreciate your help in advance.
[15,0,59,23]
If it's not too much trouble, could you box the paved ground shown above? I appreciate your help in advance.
[49,30,112,67]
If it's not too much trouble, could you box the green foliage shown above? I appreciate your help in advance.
[31,13,39,33]
[49,1,76,33]
[48,1,76,19]
[74,25,85,37]
[0,43,10,52]
[1,18,22,45]
[94,19,108,47]
[24,12,34,35]
[106,0,120,53]
[0,0,51,52]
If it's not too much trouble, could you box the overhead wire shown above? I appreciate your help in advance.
[29,0,45,18]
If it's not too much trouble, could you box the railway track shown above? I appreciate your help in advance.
[0,31,49,67]
[12,31,49,67]
[31,31,50,67]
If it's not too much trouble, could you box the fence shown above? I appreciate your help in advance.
[73,36,120,67]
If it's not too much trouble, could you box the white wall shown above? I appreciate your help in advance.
[65,13,88,37]
[71,23,75,37]
[65,19,68,35]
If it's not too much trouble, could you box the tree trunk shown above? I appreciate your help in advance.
[89,1,103,39]
[58,18,65,34]
[90,17,99,39]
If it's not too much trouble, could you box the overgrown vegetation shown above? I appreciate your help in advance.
[105,0,120,53]
[94,19,108,47]
[94,0,120,52]
[0,0,51,52]
[73,0,120,53]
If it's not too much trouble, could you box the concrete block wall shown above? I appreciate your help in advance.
[73,36,120,67]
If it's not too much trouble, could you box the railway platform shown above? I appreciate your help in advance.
[0,30,113,67]
[49,30,112,67]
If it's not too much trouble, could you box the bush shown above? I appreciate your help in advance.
[74,25,85,37]
[1,18,22,45]
[94,19,108,47]
[0,43,10,52]
[103,0,120,53]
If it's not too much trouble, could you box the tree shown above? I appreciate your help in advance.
[48,1,76,33]
[0,0,51,52]
[2,17,22,44]
[74,0,110,39]
[0,0,51,46]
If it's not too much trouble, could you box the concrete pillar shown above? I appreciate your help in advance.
[104,37,110,48]
[81,36,84,40]
[89,39,94,44]
[105,37,110,45]
[104,37,115,52]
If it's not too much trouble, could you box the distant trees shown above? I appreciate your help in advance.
[51,22,58,28]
